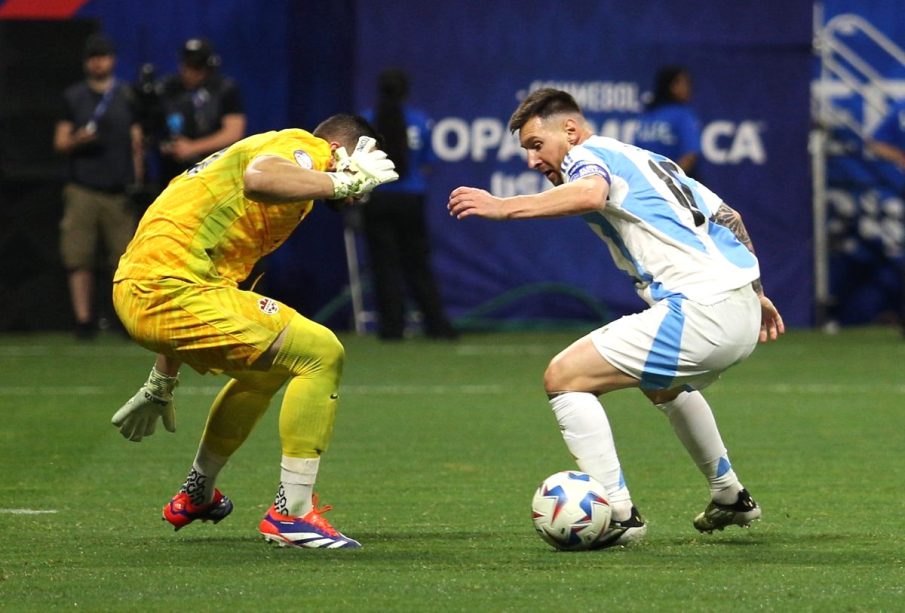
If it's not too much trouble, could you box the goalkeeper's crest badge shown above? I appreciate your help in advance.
[258,298,280,315]
[293,150,313,169]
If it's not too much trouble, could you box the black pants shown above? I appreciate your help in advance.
[362,191,454,339]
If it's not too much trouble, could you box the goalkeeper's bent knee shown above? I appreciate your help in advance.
[271,315,344,381]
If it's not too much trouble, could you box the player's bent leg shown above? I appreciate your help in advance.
[544,336,639,396]
[256,314,359,548]
[544,336,647,547]
[201,370,290,459]
[162,369,289,531]
[650,389,761,533]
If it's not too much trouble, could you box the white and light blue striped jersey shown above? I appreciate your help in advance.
[563,135,759,305]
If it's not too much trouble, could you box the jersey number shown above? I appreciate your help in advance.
[648,160,705,227]
[187,147,227,176]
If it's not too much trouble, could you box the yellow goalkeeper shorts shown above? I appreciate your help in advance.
[113,278,299,374]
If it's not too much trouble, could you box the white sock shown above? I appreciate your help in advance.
[181,445,229,505]
[656,390,742,504]
[550,392,633,520]
[277,456,320,516]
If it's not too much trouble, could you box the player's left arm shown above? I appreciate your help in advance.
[711,202,754,252]
[111,354,181,442]
[448,175,608,220]
[710,201,785,341]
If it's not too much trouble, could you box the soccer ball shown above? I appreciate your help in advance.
[531,471,612,551]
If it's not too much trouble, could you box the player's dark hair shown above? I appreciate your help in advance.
[648,65,689,110]
[508,88,584,133]
[374,69,410,180]
[313,114,380,152]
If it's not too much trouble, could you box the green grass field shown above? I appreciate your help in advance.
[1,327,904,610]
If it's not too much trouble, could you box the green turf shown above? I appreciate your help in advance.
[1,327,904,610]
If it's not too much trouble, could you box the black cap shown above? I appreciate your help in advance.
[84,33,115,59]
[181,38,213,69]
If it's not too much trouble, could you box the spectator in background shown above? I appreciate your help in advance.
[158,38,246,181]
[634,65,702,178]
[53,33,143,340]
[865,99,905,335]
[360,69,456,340]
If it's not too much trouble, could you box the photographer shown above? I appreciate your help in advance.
[53,33,142,339]
[157,38,246,181]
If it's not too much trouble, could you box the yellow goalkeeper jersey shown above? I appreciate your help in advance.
[115,129,331,286]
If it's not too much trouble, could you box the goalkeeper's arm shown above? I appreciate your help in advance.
[243,155,338,204]
[242,137,398,204]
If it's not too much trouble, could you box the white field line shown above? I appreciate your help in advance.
[0,509,58,515]
[4,342,905,358]
[1,383,904,397]
[0,345,148,358]
[0,344,558,358]
[0,384,508,396]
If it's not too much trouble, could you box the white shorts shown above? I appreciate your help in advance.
[590,286,761,391]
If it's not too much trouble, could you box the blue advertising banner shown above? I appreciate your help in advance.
[352,1,813,328]
[48,0,814,330]
[815,0,905,326]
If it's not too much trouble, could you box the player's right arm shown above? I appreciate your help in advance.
[243,155,336,203]
[448,175,608,220]
[244,138,398,204]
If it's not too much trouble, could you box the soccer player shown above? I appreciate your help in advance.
[448,89,784,547]
[111,114,398,549]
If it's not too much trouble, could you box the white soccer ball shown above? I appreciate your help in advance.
[531,470,612,551]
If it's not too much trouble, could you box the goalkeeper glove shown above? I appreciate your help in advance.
[327,136,399,199]
[111,367,178,442]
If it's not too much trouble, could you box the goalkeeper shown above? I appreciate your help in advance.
[111,115,397,549]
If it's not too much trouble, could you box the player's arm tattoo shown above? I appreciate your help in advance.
[711,202,764,296]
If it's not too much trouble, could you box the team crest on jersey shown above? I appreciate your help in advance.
[258,298,280,315]
[293,150,313,169]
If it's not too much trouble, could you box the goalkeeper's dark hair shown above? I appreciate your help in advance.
[313,113,380,152]
[373,68,409,180]
[508,88,584,133]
